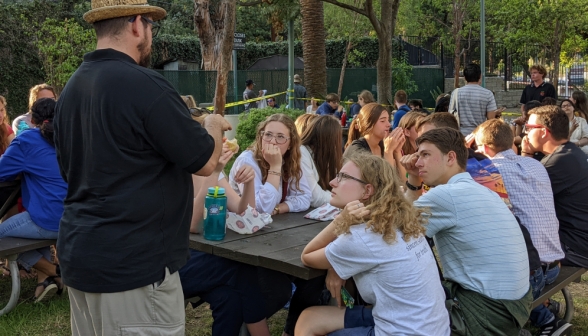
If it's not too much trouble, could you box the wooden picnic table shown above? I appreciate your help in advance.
[189,211,328,280]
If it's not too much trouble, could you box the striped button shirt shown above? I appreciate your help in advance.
[491,149,565,263]
[415,173,530,300]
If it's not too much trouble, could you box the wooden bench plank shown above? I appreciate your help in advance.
[532,267,586,309]
[0,237,56,257]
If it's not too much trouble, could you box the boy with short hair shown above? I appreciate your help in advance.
[401,127,532,335]
[316,93,344,118]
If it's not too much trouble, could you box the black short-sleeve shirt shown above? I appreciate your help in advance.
[54,49,215,293]
[541,142,588,258]
[519,81,557,104]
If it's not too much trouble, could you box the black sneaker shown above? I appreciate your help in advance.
[547,299,565,318]
[538,318,573,336]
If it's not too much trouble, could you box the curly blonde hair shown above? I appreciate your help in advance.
[29,84,56,111]
[334,153,428,244]
[249,113,303,192]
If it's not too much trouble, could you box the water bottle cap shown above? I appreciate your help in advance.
[207,187,225,197]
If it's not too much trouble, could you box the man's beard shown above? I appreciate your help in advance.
[137,35,151,68]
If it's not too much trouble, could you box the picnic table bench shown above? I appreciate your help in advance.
[0,180,59,316]
[531,266,586,323]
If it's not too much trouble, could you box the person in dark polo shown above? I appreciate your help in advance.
[54,0,231,334]
[519,65,557,113]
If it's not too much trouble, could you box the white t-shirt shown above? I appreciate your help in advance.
[306,105,316,114]
[325,225,450,336]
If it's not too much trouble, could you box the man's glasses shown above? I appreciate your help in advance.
[261,131,289,144]
[524,124,546,134]
[335,172,368,185]
[129,16,160,37]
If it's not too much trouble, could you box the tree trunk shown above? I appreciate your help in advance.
[338,40,353,97]
[454,37,461,88]
[194,0,236,115]
[371,0,400,105]
[212,0,235,115]
[300,0,327,98]
[552,19,562,98]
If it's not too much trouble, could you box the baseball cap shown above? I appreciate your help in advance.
[245,79,255,86]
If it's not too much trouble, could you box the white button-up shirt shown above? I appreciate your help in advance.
[229,150,311,214]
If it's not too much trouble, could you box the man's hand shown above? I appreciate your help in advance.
[326,268,346,308]
[400,153,420,177]
[214,144,235,173]
[513,116,526,126]
[521,135,536,156]
[337,105,344,112]
[203,114,232,132]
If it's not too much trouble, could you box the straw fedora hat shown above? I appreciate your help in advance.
[84,0,167,24]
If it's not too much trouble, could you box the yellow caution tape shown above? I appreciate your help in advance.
[205,91,288,110]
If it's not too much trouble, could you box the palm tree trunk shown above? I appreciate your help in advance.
[300,0,327,98]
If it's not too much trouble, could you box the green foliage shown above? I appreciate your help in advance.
[323,2,374,40]
[34,18,96,93]
[158,0,196,36]
[429,86,444,103]
[235,106,304,152]
[152,34,389,69]
[391,53,418,95]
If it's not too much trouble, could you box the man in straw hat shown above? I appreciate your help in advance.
[54,0,231,334]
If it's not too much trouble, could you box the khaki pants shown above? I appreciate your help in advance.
[68,268,185,336]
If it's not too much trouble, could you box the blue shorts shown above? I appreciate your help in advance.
[328,305,375,336]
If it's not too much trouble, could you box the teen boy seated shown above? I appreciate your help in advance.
[522,105,588,269]
[475,119,569,335]
[401,128,532,335]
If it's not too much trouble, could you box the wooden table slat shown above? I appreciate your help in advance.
[0,237,56,257]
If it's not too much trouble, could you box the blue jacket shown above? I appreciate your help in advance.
[392,105,411,129]
[0,129,67,231]
[317,102,342,119]
[349,103,361,118]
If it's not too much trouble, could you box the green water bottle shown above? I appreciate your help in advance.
[203,187,227,241]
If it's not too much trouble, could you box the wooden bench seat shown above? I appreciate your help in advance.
[531,266,587,323]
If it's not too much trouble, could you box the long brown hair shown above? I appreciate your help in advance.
[334,152,428,244]
[345,103,388,149]
[300,116,342,190]
[0,96,10,154]
[572,91,588,120]
[295,113,319,136]
[249,114,303,191]
[398,111,427,155]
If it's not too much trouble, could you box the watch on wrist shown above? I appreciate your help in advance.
[405,180,423,191]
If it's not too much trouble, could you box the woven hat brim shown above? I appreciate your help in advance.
[84,5,166,24]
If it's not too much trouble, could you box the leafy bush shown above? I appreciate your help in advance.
[235,106,305,153]
[391,52,418,95]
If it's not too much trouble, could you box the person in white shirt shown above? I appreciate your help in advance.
[296,153,450,336]
[230,113,311,215]
[306,98,319,114]
[299,115,342,207]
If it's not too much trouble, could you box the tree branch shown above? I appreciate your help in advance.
[238,0,265,6]
[320,0,368,17]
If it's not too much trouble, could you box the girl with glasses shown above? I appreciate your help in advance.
[229,113,310,215]
[297,153,450,336]
[299,115,342,207]
[561,99,588,155]
[12,84,57,133]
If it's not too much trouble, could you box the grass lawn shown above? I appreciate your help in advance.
[1,273,587,335]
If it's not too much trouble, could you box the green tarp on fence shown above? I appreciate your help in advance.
[155,67,444,114]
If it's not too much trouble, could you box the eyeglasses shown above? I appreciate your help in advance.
[261,131,290,144]
[129,16,160,37]
[561,104,574,109]
[335,172,368,185]
[524,124,547,134]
